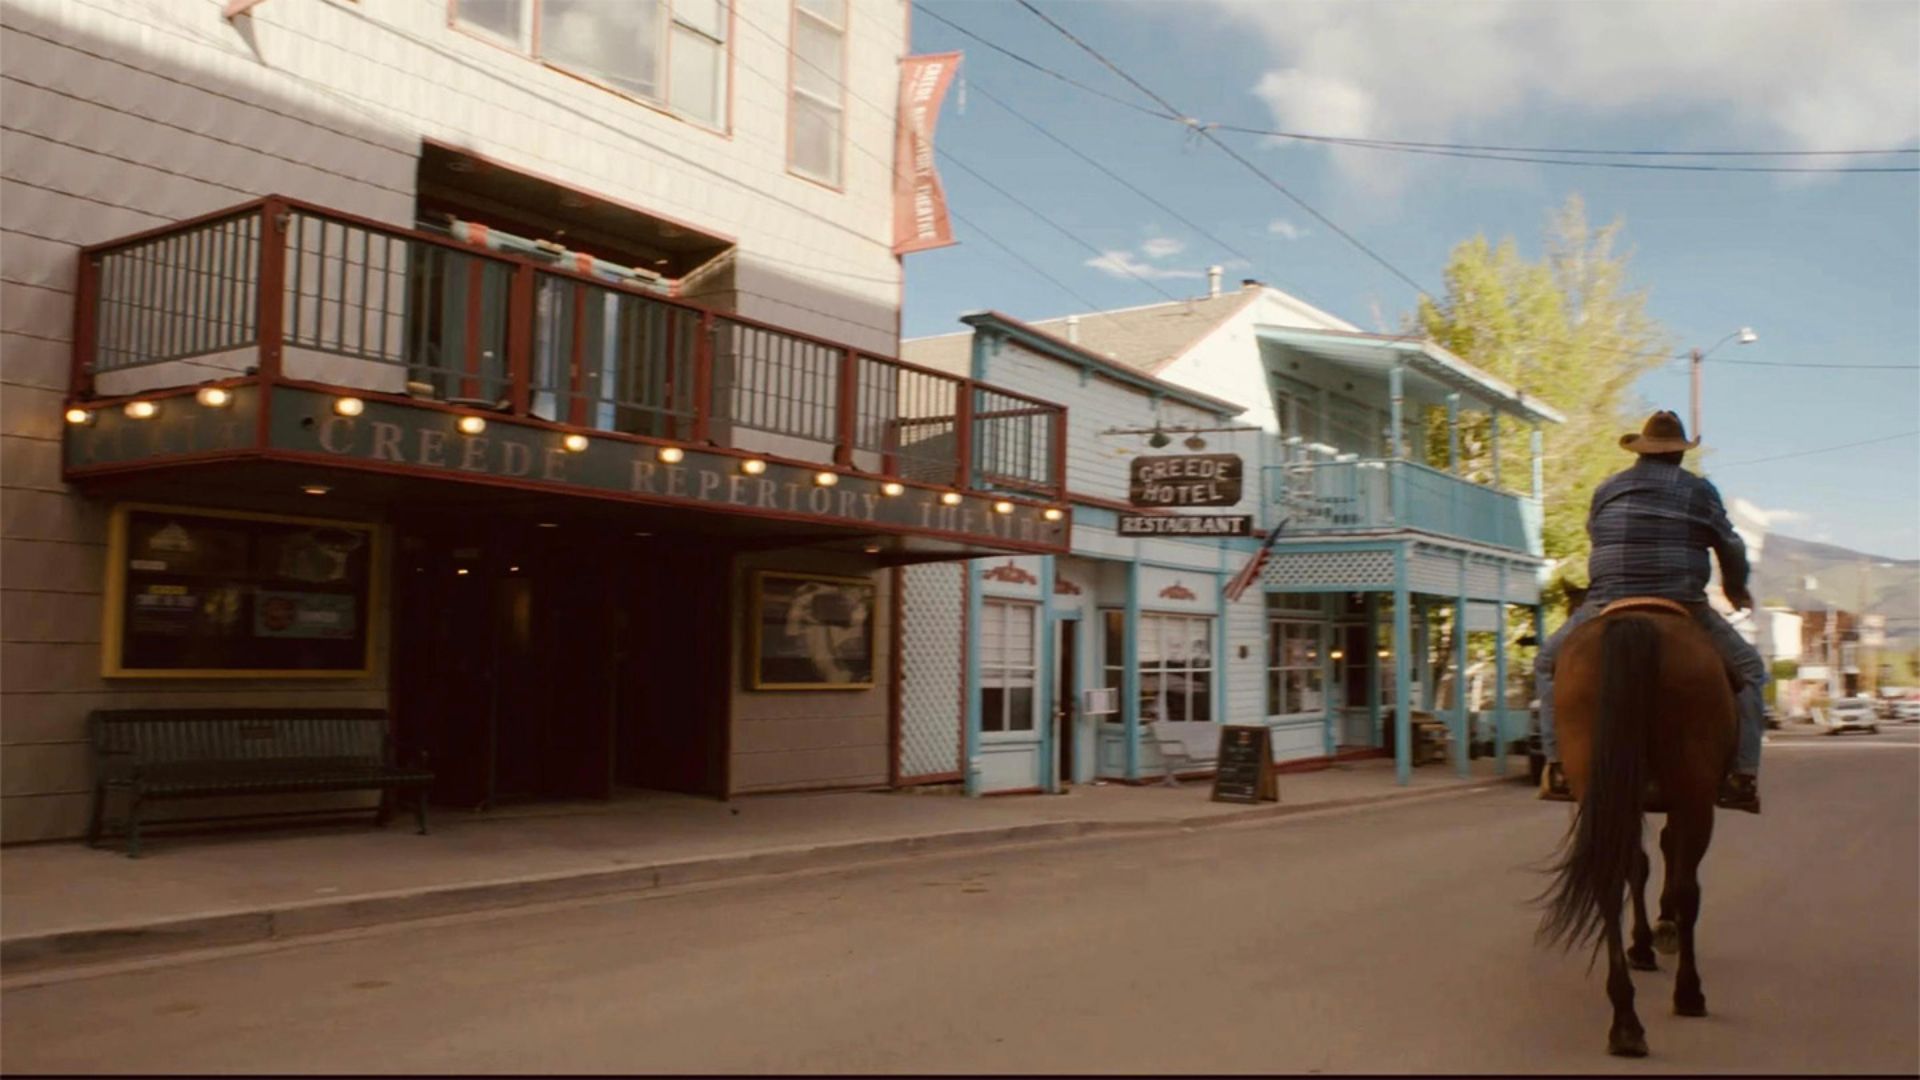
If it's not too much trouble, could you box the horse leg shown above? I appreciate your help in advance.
[1627,841,1659,970]
[1670,809,1713,1017]
[1604,899,1649,1057]
[1653,821,1681,955]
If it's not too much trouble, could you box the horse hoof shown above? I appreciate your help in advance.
[1675,998,1708,1018]
[1609,1031,1650,1058]
[1629,951,1660,972]
[1653,920,1680,955]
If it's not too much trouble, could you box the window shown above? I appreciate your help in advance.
[980,600,1037,734]
[788,0,845,185]
[1268,619,1326,716]
[1101,609,1124,724]
[452,1,730,129]
[1140,614,1213,724]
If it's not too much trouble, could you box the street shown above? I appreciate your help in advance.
[4,728,1915,1075]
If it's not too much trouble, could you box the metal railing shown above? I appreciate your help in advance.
[1269,458,1541,554]
[73,198,1066,497]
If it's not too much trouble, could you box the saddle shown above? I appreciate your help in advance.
[1599,595,1747,694]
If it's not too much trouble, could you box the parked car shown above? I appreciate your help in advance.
[1820,698,1879,735]
[1895,700,1920,724]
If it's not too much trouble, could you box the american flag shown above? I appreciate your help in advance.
[1223,519,1286,603]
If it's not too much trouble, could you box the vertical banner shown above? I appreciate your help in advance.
[893,52,962,256]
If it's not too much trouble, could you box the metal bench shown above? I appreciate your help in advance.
[87,708,434,857]
[1145,720,1220,787]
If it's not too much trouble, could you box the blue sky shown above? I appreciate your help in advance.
[900,0,1920,559]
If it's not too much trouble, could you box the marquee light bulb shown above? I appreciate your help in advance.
[880,481,905,496]
[740,458,768,475]
[195,386,231,408]
[333,396,365,417]
[657,446,685,464]
[457,415,487,435]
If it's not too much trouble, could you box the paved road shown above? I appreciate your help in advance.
[6,728,1915,1075]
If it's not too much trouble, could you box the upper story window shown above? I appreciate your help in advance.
[788,0,846,187]
[452,0,730,130]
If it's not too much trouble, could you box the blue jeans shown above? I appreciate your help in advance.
[1536,600,1767,774]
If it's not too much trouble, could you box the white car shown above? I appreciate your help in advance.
[1895,700,1920,724]
[1821,698,1879,735]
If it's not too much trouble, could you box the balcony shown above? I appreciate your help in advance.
[64,197,1068,552]
[1268,459,1543,555]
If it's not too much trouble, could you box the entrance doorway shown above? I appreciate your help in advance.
[392,517,730,809]
[1055,618,1079,785]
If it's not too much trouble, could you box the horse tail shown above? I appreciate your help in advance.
[1538,614,1657,956]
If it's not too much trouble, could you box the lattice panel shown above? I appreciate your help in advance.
[1262,550,1394,588]
[899,563,965,780]
[1408,548,1460,594]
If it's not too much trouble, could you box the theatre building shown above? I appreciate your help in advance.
[1,0,1067,840]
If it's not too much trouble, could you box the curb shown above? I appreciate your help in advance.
[1,778,1510,976]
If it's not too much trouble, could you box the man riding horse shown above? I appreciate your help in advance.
[1535,411,1767,814]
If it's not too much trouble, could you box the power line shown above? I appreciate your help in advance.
[1705,358,1920,371]
[1710,429,1920,469]
[1205,123,1920,159]
[912,3,1174,121]
[1014,0,1436,298]
[1212,131,1920,175]
[947,206,1106,313]
[968,81,1252,263]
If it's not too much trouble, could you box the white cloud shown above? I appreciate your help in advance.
[1212,1,1920,191]
[1085,249,1206,281]
[1729,497,1807,531]
[1141,236,1186,258]
[1267,218,1307,241]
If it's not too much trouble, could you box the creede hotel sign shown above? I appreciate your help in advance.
[1127,453,1243,508]
[269,389,1067,548]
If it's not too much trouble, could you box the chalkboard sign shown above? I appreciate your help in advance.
[104,504,377,677]
[1211,725,1278,804]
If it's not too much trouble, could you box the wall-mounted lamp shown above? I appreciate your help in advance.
[813,471,839,487]
[563,434,590,453]
[64,407,93,426]
[940,491,963,506]
[1043,507,1065,522]
[740,458,767,475]
[124,401,158,420]
[992,500,1014,515]
[196,387,231,408]
[657,446,684,463]
[334,396,365,417]
[457,415,487,435]
[881,481,905,496]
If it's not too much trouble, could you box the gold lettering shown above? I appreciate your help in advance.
[666,466,689,497]
[631,460,659,493]
[371,422,405,461]
[727,475,749,504]
[697,470,722,501]
[460,436,488,472]
[543,449,566,481]
[501,441,532,477]
[835,489,857,518]
[417,429,447,467]
[807,486,833,514]
[756,478,779,508]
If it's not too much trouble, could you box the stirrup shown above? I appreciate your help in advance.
[1717,773,1761,815]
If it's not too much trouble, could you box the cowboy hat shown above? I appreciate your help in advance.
[1619,410,1700,454]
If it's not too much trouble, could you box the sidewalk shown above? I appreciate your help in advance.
[1,756,1526,974]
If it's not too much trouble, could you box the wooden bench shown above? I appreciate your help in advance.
[87,708,434,857]
[1146,720,1220,786]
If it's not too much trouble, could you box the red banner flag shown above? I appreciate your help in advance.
[893,53,962,256]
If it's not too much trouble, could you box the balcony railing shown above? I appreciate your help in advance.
[1268,459,1543,555]
[73,197,1066,497]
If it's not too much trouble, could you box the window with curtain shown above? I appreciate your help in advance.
[980,600,1037,734]
[1139,614,1213,725]
[1267,619,1326,716]
[788,0,846,185]
[452,0,730,129]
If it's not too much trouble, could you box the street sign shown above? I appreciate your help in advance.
[1116,514,1253,537]
[1127,453,1243,508]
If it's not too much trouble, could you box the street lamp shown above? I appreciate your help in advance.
[1689,327,1758,440]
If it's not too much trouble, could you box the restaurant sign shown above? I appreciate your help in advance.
[269,389,1069,548]
[1117,514,1252,537]
[1127,453,1243,508]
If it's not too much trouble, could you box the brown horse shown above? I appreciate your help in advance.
[1537,600,1737,1057]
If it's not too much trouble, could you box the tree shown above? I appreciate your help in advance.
[1412,195,1672,628]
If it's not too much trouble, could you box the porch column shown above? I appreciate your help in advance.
[1040,554,1058,794]
[1123,561,1142,781]
[1455,584,1471,779]
[1447,392,1461,475]
[1367,592,1383,747]
[1394,548,1413,785]
[1389,365,1408,525]
[1416,600,1434,711]
[964,560,984,797]
[1494,565,1510,777]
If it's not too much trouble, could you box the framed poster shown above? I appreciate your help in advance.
[102,503,380,678]
[749,571,876,690]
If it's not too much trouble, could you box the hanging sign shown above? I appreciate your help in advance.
[893,53,961,255]
[1128,453,1244,508]
[1117,514,1253,537]
[1211,725,1278,804]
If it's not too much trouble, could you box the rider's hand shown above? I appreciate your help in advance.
[1725,586,1754,613]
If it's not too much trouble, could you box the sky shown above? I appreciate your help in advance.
[899,0,1920,560]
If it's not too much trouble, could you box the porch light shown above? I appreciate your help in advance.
[657,446,685,464]
[123,400,158,420]
[457,415,487,435]
[940,491,963,506]
[740,458,768,475]
[195,387,231,408]
[64,407,92,425]
[813,471,839,487]
[880,481,905,496]
[563,434,589,452]
[333,396,365,417]
[1043,507,1065,522]
[993,500,1014,515]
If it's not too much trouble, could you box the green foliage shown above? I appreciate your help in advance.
[1412,196,1672,597]
[1767,660,1799,706]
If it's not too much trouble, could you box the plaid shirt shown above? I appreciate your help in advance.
[1584,458,1749,604]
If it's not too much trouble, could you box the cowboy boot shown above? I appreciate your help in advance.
[1717,772,1760,814]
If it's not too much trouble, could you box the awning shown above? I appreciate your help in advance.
[1255,325,1566,426]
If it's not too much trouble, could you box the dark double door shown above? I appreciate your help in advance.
[392,518,729,809]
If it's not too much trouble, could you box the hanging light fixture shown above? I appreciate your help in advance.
[1183,433,1207,451]
[1147,425,1171,449]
